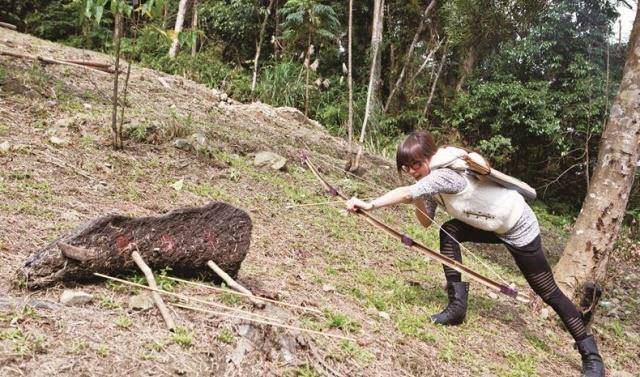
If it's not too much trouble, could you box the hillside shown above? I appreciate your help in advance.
[0,29,638,377]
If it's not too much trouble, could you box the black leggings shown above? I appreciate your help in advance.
[439,219,588,341]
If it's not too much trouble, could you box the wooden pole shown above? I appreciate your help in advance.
[172,303,354,341]
[94,273,277,323]
[0,22,17,30]
[0,50,113,74]
[131,251,176,331]
[207,260,254,298]
[164,276,323,314]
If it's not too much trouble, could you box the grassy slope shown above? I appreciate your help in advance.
[0,29,638,376]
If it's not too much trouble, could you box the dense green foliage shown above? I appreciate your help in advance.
[4,0,637,213]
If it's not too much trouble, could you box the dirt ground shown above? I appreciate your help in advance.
[0,28,639,376]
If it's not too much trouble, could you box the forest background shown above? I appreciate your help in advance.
[3,0,639,228]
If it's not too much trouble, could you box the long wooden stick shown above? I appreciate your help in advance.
[206,261,251,295]
[172,303,354,341]
[206,260,264,307]
[64,59,112,69]
[0,50,112,74]
[94,273,278,323]
[131,251,176,331]
[164,276,323,314]
[0,22,17,30]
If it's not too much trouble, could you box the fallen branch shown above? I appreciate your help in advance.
[0,50,113,74]
[94,273,277,323]
[172,302,354,341]
[32,150,99,182]
[165,276,323,314]
[0,22,17,30]
[157,76,172,89]
[131,251,176,332]
[64,59,112,69]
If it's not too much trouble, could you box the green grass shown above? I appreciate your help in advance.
[171,326,194,348]
[145,340,166,352]
[189,182,230,201]
[498,349,538,377]
[69,340,87,354]
[217,328,235,344]
[97,295,122,310]
[96,344,109,358]
[295,364,320,377]
[524,331,550,352]
[336,340,374,363]
[0,328,47,355]
[324,310,361,333]
[115,314,133,329]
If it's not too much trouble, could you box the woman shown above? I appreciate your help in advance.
[345,131,604,377]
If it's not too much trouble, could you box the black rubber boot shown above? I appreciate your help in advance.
[430,281,469,326]
[575,335,605,377]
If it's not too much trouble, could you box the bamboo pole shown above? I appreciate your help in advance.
[131,251,176,331]
[164,276,323,314]
[94,273,277,323]
[172,303,354,341]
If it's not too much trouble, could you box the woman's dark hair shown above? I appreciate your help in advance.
[396,131,438,173]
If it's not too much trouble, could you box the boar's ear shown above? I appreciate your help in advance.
[58,242,95,262]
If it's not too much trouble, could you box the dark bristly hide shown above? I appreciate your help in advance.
[16,202,252,289]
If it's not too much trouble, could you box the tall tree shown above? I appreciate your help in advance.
[251,0,275,93]
[281,0,340,116]
[384,0,437,112]
[353,0,384,171]
[169,0,190,58]
[554,5,640,298]
[347,0,354,149]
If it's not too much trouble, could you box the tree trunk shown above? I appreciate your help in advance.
[304,34,312,117]
[191,0,198,57]
[353,0,384,171]
[423,40,448,118]
[111,12,123,150]
[411,37,443,81]
[347,0,354,153]
[554,7,640,298]
[455,47,476,92]
[252,0,275,93]
[169,0,190,58]
[384,0,436,112]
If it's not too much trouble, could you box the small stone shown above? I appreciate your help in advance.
[188,133,208,150]
[83,103,92,110]
[378,311,390,320]
[321,284,335,292]
[253,151,287,170]
[488,292,498,300]
[172,138,192,151]
[60,290,93,306]
[599,300,612,308]
[54,117,74,128]
[49,135,69,146]
[220,93,228,102]
[540,308,550,320]
[0,141,11,154]
[128,294,154,311]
